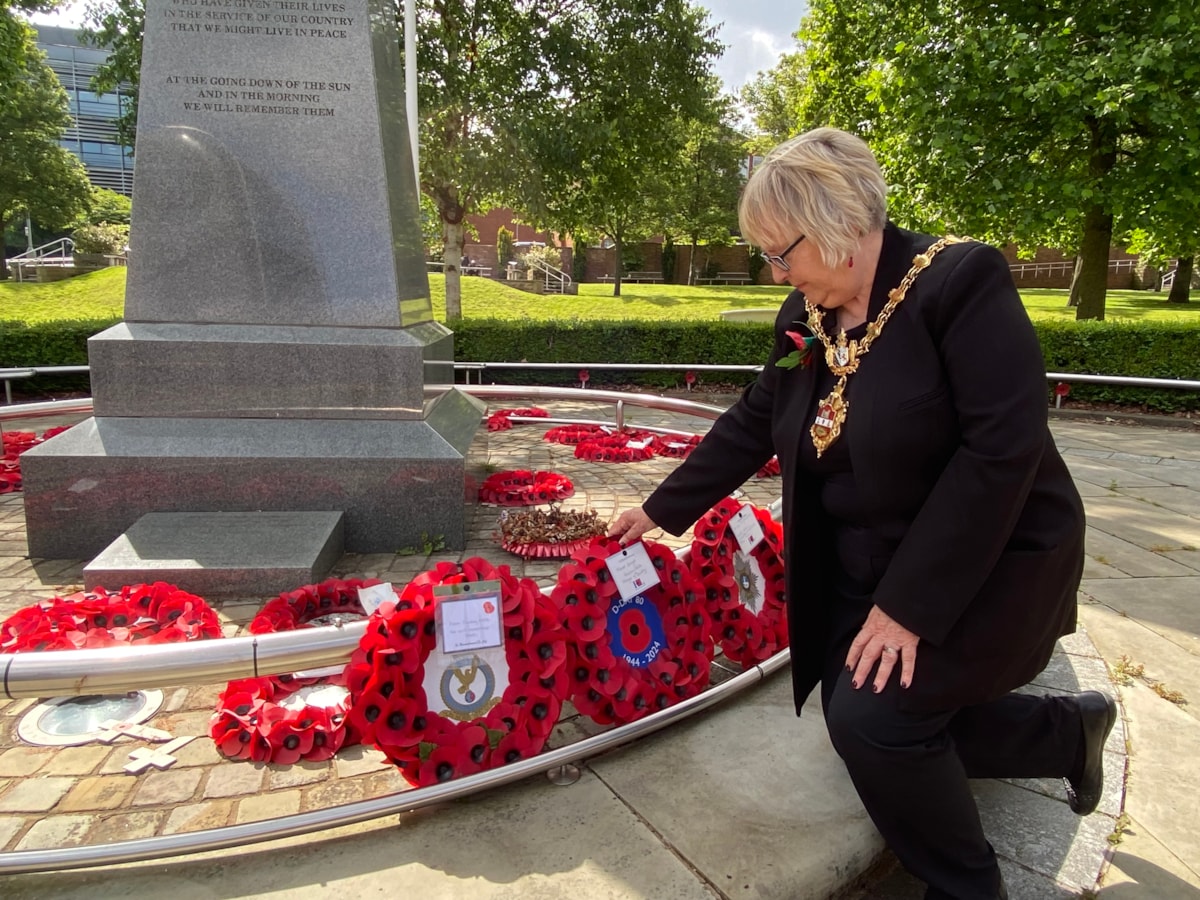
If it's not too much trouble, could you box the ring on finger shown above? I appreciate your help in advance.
[882,646,899,656]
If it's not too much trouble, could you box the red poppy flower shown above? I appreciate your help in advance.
[262,710,316,766]
[492,726,538,768]
[453,723,492,773]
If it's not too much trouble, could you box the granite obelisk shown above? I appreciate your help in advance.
[22,0,483,560]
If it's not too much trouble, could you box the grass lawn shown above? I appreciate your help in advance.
[0,268,1194,324]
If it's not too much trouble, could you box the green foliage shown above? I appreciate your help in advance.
[496,226,514,265]
[521,0,724,295]
[517,243,562,272]
[71,222,129,254]
[661,238,677,283]
[619,245,645,274]
[0,13,92,275]
[0,316,118,394]
[794,0,1200,321]
[450,318,770,388]
[747,247,767,283]
[81,0,142,149]
[74,186,132,227]
[740,48,804,151]
[658,92,747,283]
[1036,319,1200,411]
[4,270,1198,410]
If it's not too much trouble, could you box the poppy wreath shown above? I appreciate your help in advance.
[0,582,222,652]
[0,463,19,494]
[543,423,609,445]
[496,507,608,560]
[689,498,789,668]
[343,557,570,786]
[651,433,702,459]
[210,578,382,765]
[487,406,549,432]
[756,456,781,478]
[551,537,713,726]
[478,470,575,506]
[0,426,72,494]
[573,430,657,463]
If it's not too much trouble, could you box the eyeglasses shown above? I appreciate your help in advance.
[763,233,806,271]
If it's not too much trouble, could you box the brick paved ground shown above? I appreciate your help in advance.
[0,396,778,855]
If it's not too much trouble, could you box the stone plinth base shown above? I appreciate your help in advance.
[84,511,345,596]
[20,389,484,560]
[88,321,455,420]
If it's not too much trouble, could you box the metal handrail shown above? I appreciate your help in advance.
[0,385,785,874]
[10,237,74,261]
[4,363,1200,408]
[0,385,732,698]
[0,650,789,875]
[529,257,572,293]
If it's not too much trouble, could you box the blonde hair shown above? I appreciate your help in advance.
[740,128,888,268]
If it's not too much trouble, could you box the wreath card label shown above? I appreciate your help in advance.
[729,506,766,554]
[423,581,508,721]
[357,582,396,615]
[605,541,661,600]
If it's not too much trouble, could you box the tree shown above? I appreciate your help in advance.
[740,47,803,152]
[658,90,746,284]
[0,12,92,278]
[73,185,132,226]
[796,0,1200,319]
[522,0,722,296]
[81,0,141,149]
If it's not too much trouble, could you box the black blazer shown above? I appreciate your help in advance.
[644,223,1085,714]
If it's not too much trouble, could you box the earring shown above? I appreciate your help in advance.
[848,257,854,268]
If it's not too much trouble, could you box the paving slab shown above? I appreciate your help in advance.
[1104,821,1200,895]
[588,673,882,900]
[1082,576,1200,656]
[1083,527,1195,578]
[1114,680,1200,872]
[1,774,721,900]
[1085,494,1200,554]
[1079,604,1200,726]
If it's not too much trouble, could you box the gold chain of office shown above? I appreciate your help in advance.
[804,236,970,457]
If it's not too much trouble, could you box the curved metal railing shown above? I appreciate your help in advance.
[0,386,788,875]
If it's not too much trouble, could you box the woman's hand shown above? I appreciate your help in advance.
[608,506,659,545]
[846,604,920,692]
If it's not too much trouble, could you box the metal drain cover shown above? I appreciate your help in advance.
[17,691,164,747]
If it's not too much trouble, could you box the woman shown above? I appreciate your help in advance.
[609,128,1116,899]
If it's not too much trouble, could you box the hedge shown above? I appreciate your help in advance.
[3,316,1198,412]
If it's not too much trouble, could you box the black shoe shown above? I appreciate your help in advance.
[1065,690,1118,815]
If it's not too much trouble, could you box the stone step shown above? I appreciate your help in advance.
[83,511,344,597]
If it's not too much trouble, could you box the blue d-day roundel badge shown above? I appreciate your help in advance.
[606,593,666,668]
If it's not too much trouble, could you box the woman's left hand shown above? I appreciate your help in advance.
[846,605,920,692]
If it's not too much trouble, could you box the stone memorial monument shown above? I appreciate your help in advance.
[22,0,483,573]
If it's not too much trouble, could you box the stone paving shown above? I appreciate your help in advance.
[0,400,1197,898]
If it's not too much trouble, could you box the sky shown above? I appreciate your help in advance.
[28,1,802,93]
[700,0,802,92]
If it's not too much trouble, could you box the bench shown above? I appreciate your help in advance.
[697,272,752,285]
[598,272,663,284]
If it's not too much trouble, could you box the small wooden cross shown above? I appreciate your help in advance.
[123,736,195,774]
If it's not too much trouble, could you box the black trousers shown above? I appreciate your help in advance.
[820,656,1084,899]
